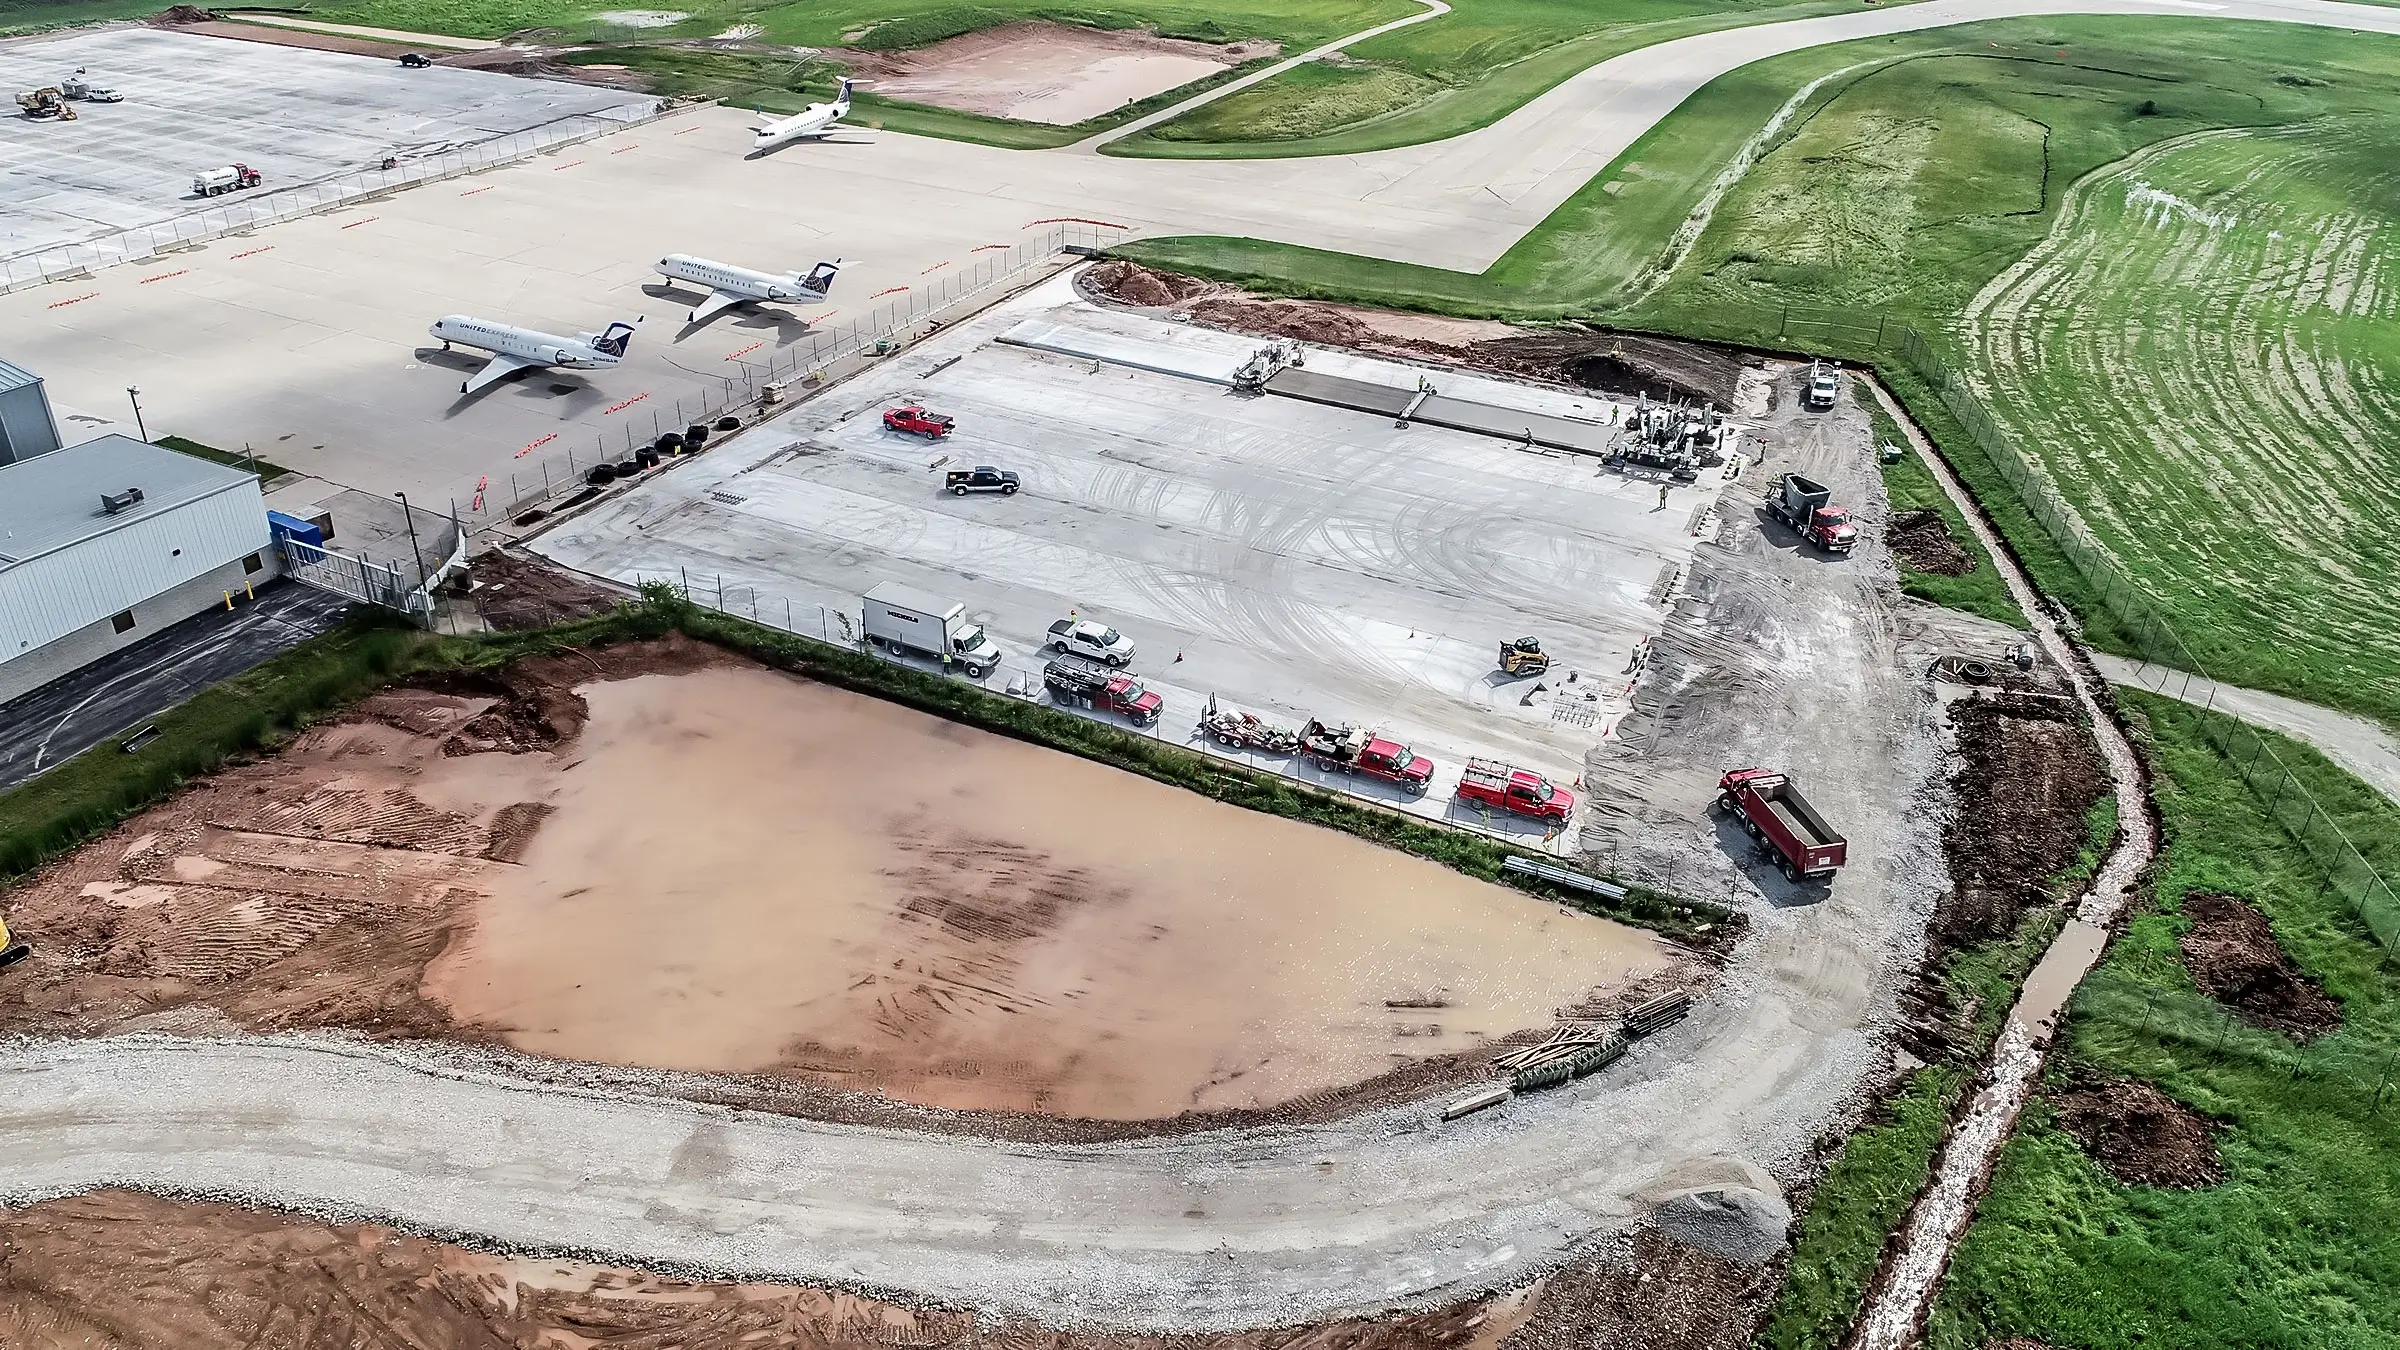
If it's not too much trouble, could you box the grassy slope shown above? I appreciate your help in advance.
[1114,0,1899,157]
[1928,691,2400,1349]
[303,0,1406,145]
[0,0,169,33]
[1852,384,2019,629]
[1124,18,2400,715]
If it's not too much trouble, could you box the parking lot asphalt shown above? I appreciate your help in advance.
[533,275,1730,817]
[0,580,354,792]
[0,28,650,259]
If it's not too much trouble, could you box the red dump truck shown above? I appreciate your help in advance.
[1765,473,1857,554]
[1717,767,1847,881]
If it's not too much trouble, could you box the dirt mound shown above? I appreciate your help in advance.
[1192,296,1378,346]
[2178,891,2342,1039]
[1086,260,1217,308]
[1936,697,2111,948]
[151,4,212,22]
[1471,331,1751,408]
[2050,1075,2224,1188]
[441,676,588,755]
[0,1190,1519,1350]
[1889,508,1978,577]
[1497,1229,1781,1350]
[472,550,622,631]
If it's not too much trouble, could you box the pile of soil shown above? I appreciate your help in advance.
[0,1191,1527,1350]
[1897,690,2109,1058]
[1888,508,1979,576]
[1495,1229,1782,1350]
[1086,260,1218,309]
[2050,1075,2224,1188]
[151,4,212,22]
[1471,331,1751,409]
[1935,695,2110,949]
[471,550,622,631]
[2178,891,2342,1038]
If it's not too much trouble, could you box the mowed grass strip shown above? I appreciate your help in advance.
[1926,691,2400,1349]
[1112,0,1905,157]
[1126,19,2400,710]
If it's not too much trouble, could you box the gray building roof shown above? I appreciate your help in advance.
[0,435,257,566]
[0,359,39,395]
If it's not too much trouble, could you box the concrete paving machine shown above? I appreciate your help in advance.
[1498,635,1551,678]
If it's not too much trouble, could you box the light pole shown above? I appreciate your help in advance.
[125,386,148,443]
[394,490,429,591]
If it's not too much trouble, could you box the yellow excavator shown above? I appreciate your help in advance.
[0,912,28,972]
[16,87,77,120]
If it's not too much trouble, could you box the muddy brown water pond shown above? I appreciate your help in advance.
[424,667,1659,1119]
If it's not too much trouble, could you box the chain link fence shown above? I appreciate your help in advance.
[1,106,672,295]
[1869,321,2400,959]
[474,221,1122,526]
[634,568,1581,859]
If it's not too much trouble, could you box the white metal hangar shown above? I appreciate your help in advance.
[0,422,277,705]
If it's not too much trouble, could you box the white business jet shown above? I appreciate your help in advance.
[428,315,640,394]
[655,255,841,324]
[751,77,869,153]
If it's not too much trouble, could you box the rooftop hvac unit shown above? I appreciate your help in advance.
[100,486,145,515]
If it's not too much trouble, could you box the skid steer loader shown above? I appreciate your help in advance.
[0,913,28,972]
[1498,635,1551,678]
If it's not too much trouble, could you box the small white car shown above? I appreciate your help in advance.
[1047,617,1135,667]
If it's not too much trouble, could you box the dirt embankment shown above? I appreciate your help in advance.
[0,1191,1530,1350]
[0,636,725,1050]
[1888,509,1979,577]
[2048,1075,2224,1188]
[1895,688,2110,1056]
[2178,891,2342,1038]
[470,549,623,632]
[1080,262,1750,407]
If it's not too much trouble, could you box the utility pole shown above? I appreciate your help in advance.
[394,490,429,598]
[125,386,148,443]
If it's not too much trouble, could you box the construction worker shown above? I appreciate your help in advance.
[1657,482,1671,511]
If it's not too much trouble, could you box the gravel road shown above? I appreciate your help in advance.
[0,365,1946,1334]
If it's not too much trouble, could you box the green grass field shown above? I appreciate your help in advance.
[1112,0,1893,157]
[1926,691,2400,1349]
[0,0,169,33]
[299,0,1404,45]
[1126,18,2400,724]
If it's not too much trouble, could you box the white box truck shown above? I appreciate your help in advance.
[862,582,1003,677]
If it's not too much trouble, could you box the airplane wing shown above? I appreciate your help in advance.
[461,352,541,394]
[689,289,747,323]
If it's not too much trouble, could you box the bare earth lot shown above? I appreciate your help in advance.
[839,22,1276,125]
[0,640,1658,1125]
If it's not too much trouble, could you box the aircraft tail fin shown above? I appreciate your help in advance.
[801,259,841,296]
[834,77,855,112]
[593,317,642,357]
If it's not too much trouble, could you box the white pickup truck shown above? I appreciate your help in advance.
[1047,617,1135,667]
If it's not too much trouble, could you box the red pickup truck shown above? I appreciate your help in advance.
[1044,656,1162,727]
[1301,719,1433,796]
[1717,767,1848,881]
[884,405,954,438]
[1456,758,1575,821]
